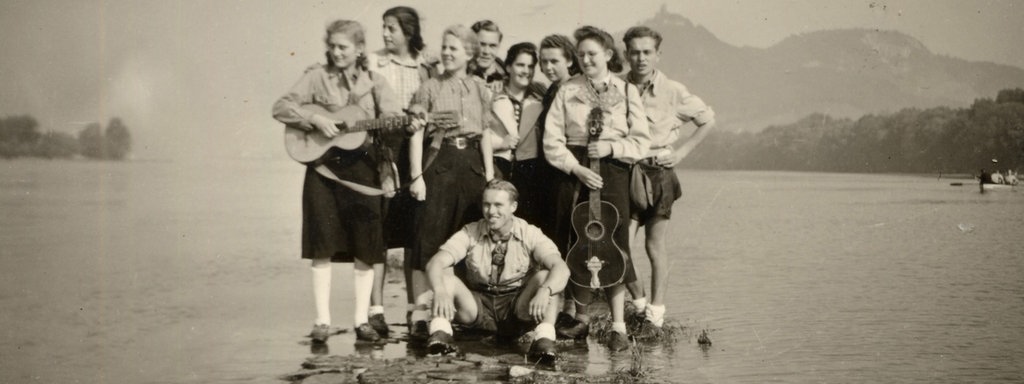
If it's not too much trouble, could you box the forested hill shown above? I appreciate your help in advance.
[684,89,1024,173]
[636,7,1024,133]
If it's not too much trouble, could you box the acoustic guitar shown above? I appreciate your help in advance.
[565,107,627,289]
[283,104,459,164]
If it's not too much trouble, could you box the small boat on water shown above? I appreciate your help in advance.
[981,183,1016,192]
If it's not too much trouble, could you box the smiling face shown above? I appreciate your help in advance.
[482,188,517,232]
[381,16,407,54]
[440,33,471,73]
[539,47,571,83]
[476,30,501,70]
[326,32,361,70]
[626,36,660,78]
[506,52,536,90]
[577,38,611,79]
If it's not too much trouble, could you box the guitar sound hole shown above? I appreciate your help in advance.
[585,221,604,241]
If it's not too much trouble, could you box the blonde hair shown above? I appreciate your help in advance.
[442,24,479,58]
[324,19,367,69]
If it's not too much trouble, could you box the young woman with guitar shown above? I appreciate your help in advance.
[405,24,496,338]
[366,6,439,337]
[542,26,650,351]
[272,19,405,343]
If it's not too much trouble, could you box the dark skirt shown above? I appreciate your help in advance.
[383,136,418,249]
[409,139,487,270]
[509,157,556,239]
[493,157,513,181]
[301,148,386,264]
[550,146,637,284]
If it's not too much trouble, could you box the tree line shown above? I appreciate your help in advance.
[686,88,1024,174]
[0,116,131,160]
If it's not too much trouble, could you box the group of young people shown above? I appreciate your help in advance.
[272,6,716,360]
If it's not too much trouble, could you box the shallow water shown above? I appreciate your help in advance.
[1,159,1022,383]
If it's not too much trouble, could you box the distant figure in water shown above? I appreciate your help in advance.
[979,169,993,184]
[1006,170,1019,185]
[991,170,1005,184]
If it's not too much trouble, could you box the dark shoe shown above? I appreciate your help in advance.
[606,331,631,352]
[355,323,381,342]
[556,318,589,340]
[410,320,429,340]
[310,324,331,344]
[554,312,575,328]
[528,338,557,364]
[427,331,457,355]
[368,313,389,337]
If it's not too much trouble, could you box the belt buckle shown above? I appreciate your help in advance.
[453,136,467,149]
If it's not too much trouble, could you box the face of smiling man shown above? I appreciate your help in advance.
[482,188,517,233]
[476,30,501,71]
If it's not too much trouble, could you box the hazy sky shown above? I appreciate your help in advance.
[1,0,1022,160]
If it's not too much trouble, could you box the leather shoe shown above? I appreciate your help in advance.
[606,330,631,352]
[410,320,430,340]
[427,331,457,355]
[355,323,381,342]
[368,313,389,337]
[310,324,330,344]
[528,337,557,363]
[556,318,589,340]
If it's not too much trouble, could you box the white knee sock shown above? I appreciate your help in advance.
[429,317,453,335]
[311,262,332,326]
[631,297,648,313]
[612,321,627,334]
[534,323,556,341]
[646,304,666,327]
[353,267,374,326]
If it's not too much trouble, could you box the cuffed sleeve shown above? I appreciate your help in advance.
[543,86,581,174]
[271,69,320,130]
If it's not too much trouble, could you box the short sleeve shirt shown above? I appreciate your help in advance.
[627,70,714,156]
[437,217,560,289]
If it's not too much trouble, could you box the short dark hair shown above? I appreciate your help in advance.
[623,26,663,50]
[503,42,537,68]
[484,179,518,203]
[383,6,425,55]
[539,34,581,76]
[573,25,624,73]
[471,19,503,41]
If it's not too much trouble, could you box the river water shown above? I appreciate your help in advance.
[1,159,1022,383]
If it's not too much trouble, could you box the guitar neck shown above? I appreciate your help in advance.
[345,115,413,133]
[588,157,602,221]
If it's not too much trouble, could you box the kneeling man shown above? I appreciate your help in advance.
[424,179,569,360]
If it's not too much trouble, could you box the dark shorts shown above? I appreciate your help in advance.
[631,161,683,223]
[550,146,638,285]
[468,289,533,337]
[301,150,386,264]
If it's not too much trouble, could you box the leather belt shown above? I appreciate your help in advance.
[473,284,520,295]
[442,136,480,150]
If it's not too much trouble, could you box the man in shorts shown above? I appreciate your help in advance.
[423,179,568,361]
[622,26,717,327]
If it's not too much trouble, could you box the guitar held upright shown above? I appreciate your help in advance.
[565,107,628,289]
